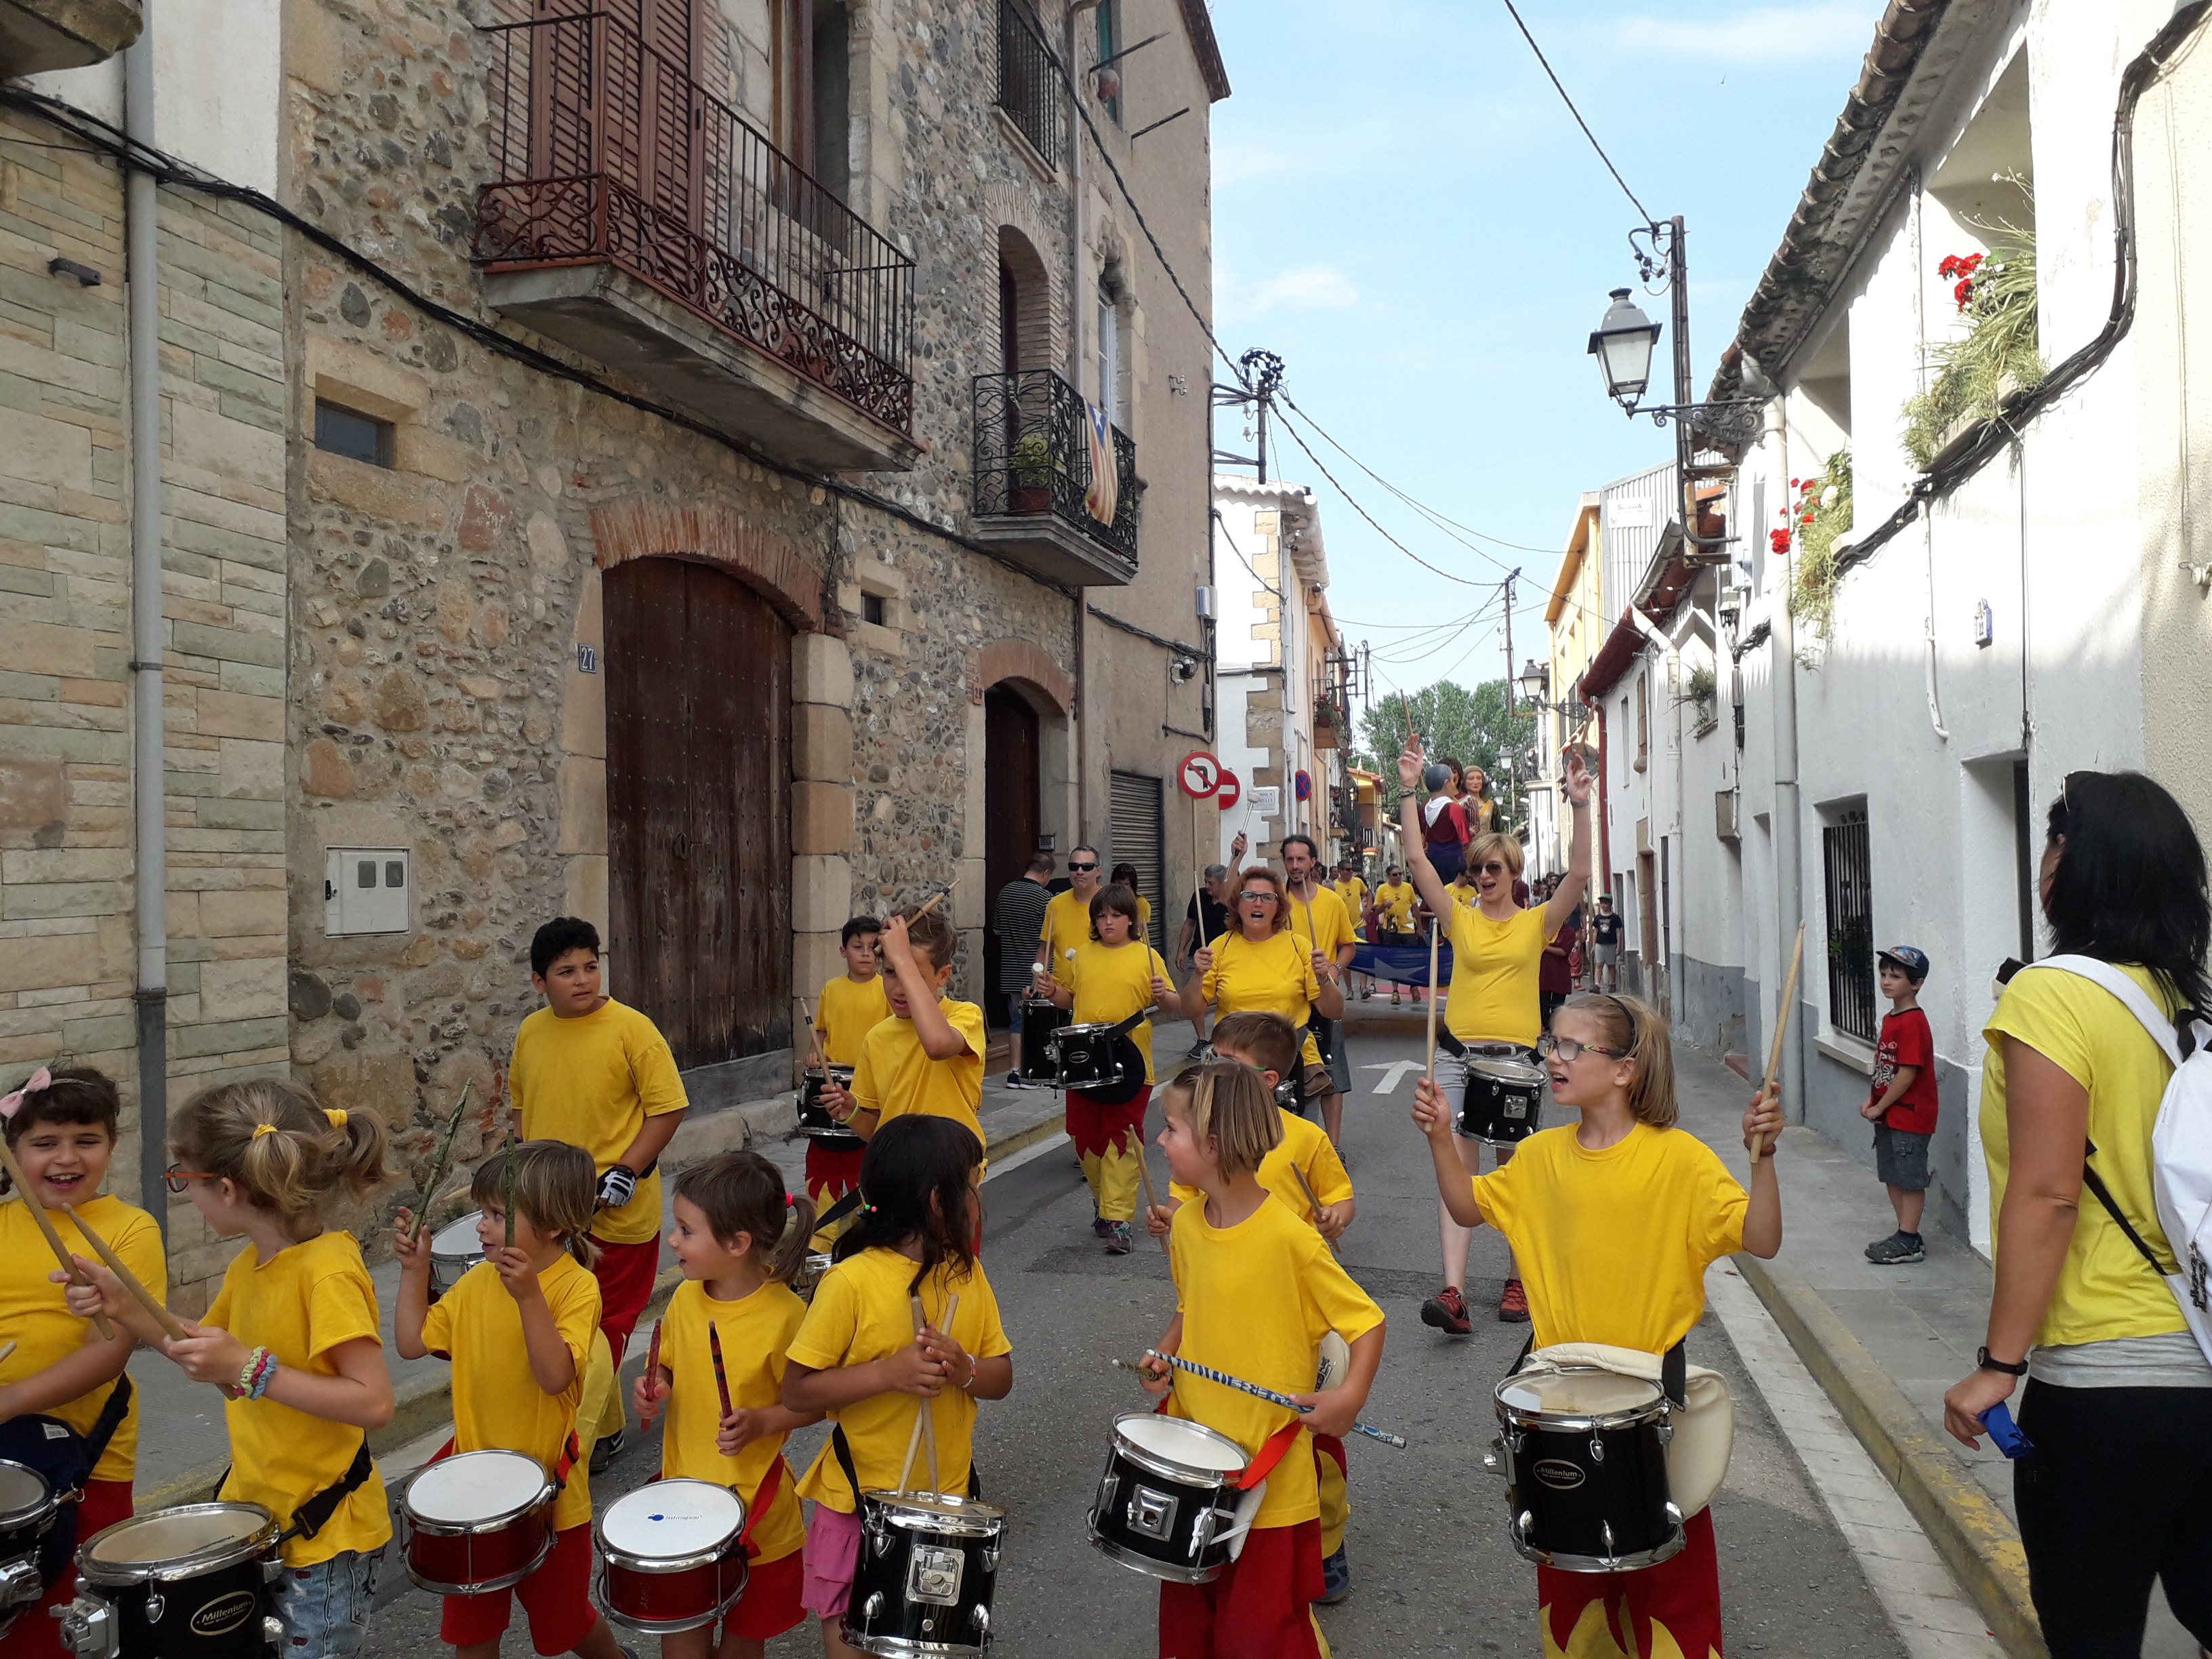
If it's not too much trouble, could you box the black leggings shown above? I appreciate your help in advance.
[2014,1377,2212,1656]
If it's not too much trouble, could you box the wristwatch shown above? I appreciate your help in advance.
[1975,1346,2028,1376]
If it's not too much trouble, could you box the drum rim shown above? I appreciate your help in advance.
[1107,1412,1249,1487]
[594,1479,746,1570]
[1462,1055,1547,1084]
[403,1450,556,1534]
[430,1212,487,1262]
[0,1459,56,1530]
[403,1516,555,1596]
[75,1502,279,1586]
[1085,1523,1227,1585]
[1508,1504,1687,1574]
[1493,1368,1669,1433]
[857,1488,1006,1536]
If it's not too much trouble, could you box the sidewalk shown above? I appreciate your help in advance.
[131,1072,1066,1509]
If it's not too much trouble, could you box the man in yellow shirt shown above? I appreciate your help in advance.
[1372,863,1422,1006]
[510,916,689,1467]
[1038,843,1105,974]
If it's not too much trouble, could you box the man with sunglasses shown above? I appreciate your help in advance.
[1037,844,1106,985]
[1281,834,1359,1147]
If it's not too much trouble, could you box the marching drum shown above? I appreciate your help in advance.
[0,1460,57,1635]
[592,1480,748,1635]
[56,1502,283,1659]
[429,1213,485,1300]
[1017,998,1069,1084]
[1046,1023,1126,1093]
[799,1066,864,1143]
[1458,1048,1546,1145]
[401,1450,556,1595]
[844,1491,1003,1656]
[1490,1368,1683,1573]
[1086,1414,1252,1585]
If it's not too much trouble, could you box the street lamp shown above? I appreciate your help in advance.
[1587,289,1660,410]
[1517,658,1550,708]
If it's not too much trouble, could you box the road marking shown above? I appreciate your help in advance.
[1359,1059,1423,1094]
[984,1129,1071,1181]
[1705,1263,2006,1659]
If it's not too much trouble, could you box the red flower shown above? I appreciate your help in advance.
[1770,529,1792,555]
[1953,278,1975,310]
[1789,478,1801,487]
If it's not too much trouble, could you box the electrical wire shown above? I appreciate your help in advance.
[1498,0,1656,226]
[1267,405,1491,589]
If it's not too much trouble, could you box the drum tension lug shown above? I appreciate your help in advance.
[1589,1435,1605,1463]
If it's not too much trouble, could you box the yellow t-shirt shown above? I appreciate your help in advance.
[1374,882,1416,931]
[1040,888,1098,971]
[204,1231,392,1565]
[1172,1109,1353,1219]
[511,999,689,1245]
[1285,885,1355,966]
[853,1000,988,1150]
[657,1278,808,1564]
[1984,963,2189,1347]
[1168,1195,1382,1528]
[1446,903,1555,1048]
[1063,941,1172,1084]
[787,1250,1011,1512]
[1202,930,1324,1069]
[1469,1122,1746,1353]
[421,1252,600,1533]
[0,1193,162,1483]
[816,973,892,1068]
[1334,878,1368,937]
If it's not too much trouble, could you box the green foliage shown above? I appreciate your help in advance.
[1790,449,1853,660]
[1685,665,1717,708]
[1010,433,1057,486]
[1355,678,1536,805]
[1902,220,2045,470]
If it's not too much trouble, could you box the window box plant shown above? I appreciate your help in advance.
[1009,433,1057,514]
[1902,219,2044,472]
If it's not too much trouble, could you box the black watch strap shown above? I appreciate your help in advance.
[1976,1346,2028,1376]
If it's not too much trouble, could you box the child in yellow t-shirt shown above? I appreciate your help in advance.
[0,1065,164,1659]
[394,1141,615,1659]
[783,1118,1014,1659]
[1040,883,1177,1255]
[1411,993,1784,1659]
[809,917,890,1249]
[825,907,986,1155]
[633,1151,820,1658]
[1139,1065,1384,1659]
[70,1080,395,1655]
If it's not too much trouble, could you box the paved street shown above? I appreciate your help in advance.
[354,1018,1974,1658]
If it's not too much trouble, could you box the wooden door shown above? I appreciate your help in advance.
[605,558,792,1071]
[982,687,1041,1024]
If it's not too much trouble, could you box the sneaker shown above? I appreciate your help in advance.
[1317,1544,1351,1605]
[1420,1286,1473,1336]
[1092,1215,1115,1237]
[1183,1042,1208,1062]
[1498,1279,1531,1323]
[1106,1222,1134,1255]
[588,1427,624,1475]
[1867,1231,1925,1265]
[1390,990,1401,1006]
[1004,1070,1027,1090]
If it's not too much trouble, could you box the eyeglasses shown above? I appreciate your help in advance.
[1068,861,1099,872]
[165,1162,216,1193]
[1237,891,1279,904]
[1536,1035,1626,1063]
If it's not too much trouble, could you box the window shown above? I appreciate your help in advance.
[1822,807,1877,1042]
[314,401,393,468]
[861,592,886,626]
[1094,0,1122,123]
[994,0,1062,169]
[1634,674,1649,773]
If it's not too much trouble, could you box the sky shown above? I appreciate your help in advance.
[1203,0,1881,712]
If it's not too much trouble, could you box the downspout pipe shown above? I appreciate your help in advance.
[1629,604,1685,1019]
[1767,397,1806,1132]
[125,29,167,1235]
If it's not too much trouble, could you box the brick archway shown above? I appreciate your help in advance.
[589,502,830,634]
[970,638,1071,714]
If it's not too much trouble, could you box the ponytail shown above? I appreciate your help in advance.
[672,1151,818,1288]
[173,1078,390,1240]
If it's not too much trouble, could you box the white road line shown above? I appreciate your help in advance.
[1705,1264,2006,1659]
[983,1130,1071,1181]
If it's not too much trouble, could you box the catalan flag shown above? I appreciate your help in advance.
[1083,401,1118,526]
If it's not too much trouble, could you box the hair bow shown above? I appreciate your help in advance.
[0,1067,53,1121]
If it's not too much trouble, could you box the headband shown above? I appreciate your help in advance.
[1606,994,1640,1050]
[0,1067,53,1121]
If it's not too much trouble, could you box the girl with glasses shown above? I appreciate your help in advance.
[1175,866,1347,1120]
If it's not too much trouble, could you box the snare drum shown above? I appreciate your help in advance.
[57,1502,283,1659]
[429,1212,485,1300]
[798,1066,864,1145]
[1087,1414,1251,1584]
[1046,1022,1126,1092]
[401,1450,556,1595]
[1458,1048,1546,1145]
[0,1461,58,1635]
[844,1491,1003,1657]
[1492,1367,1683,1572]
[592,1480,747,1635]
[1017,998,1069,1083]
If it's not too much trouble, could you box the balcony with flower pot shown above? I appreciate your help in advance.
[970,369,1141,587]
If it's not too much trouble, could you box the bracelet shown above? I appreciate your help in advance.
[239,1346,279,1399]
[960,1357,979,1392]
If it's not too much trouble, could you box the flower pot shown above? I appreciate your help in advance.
[1313,722,1339,751]
[1010,485,1051,514]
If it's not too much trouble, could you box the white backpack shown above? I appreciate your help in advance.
[2021,956,2212,1366]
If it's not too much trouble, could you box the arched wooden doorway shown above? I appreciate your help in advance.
[604,557,793,1067]
[981,683,1042,1025]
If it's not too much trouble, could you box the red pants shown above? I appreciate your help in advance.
[590,1234,660,1356]
[1159,1518,1323,1659]
[0,1480,131,1659]
[805,1141,866,1205]
[725,1548,805,1641]
[1067,1086,1151,1225]
[441,1521,596,1654]
[1538,1505,1721,1659]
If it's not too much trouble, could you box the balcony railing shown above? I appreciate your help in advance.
[995,0,1065,170]
[475,9,915,433]
[973,370,1140,569]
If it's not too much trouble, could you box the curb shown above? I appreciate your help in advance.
[1736,1253,2047,1659]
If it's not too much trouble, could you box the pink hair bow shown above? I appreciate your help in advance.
[0,1067,52,1120]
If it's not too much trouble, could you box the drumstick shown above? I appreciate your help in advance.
[502,1122,517,1250]
[404,1080,474,1245]
[896,1296,928,1493]
[1755,923,1807,1162]
[922,1291,960,1495]
[798,997,824,1067]
[0,1340,13,1365]
[1114,1353,1408,1450]
[1288,1164,1340,1256]
[644,1317,664,1408]
[62,1202,188,1342]
[1125,1126,1168,1255]
[708,1322,734,1419]
[912,874,961,920]
[1423,915,1441,1084]
[0,1136,114,1339]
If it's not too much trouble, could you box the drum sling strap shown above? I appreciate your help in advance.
[1511,1335,1688,1408]
[833,1421,981,1502]
[1147,1394,1303,1491]
[737,1454,786,1558]
[815,1189,865,1233]
[213,1436,375,1544]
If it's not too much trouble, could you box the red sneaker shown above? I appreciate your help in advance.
[1420,1286,1473,1336]
[1498,1278,1531,1323]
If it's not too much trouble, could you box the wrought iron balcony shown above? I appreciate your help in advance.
[971,370,1141,587]
[474,9,919,472]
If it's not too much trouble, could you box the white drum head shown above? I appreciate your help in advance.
[0,1461,49,1521]
[408,1451,547,1523]
[1467,1056,1546,1086]
[1498,1368,1661,1418]
[1117,1414,1248,1474]
[430,1214,485,1264]
[600,1481,743,1555]
[89,1506,266,1564]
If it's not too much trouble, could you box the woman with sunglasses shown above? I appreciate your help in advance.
[1176,866,1346,1117]
[1398,735,1595,1331]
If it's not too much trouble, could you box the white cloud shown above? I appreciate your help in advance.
[1612,3,1871,63]
[1243,266,1361,314]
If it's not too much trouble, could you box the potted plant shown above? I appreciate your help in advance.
[1313,698,1340,750]
[1009,434,1056,514]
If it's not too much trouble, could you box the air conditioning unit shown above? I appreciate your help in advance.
[1715,790,1741,842]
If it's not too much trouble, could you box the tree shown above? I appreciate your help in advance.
[1355,677,1538,824]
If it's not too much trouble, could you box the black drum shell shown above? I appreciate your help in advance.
[1017,1000,1069,1082]
[798,1067,865,1145]
[1046,1024,1124,1093]
[1458,1059,1544,1145]
[842,1493,1001,1657]
[1085,1440,1242,1585]
[79,1552,274,1659]
[1499,1404,1681,1570]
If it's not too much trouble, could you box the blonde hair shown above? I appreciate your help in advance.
[1469,830,1525,878]
[1208,1011,1299,1080]
[1559,992,1677,1128]
[672,1150,819,1287]
[171,1078,389,1242]
[1233,867,1292,936]
[1170,1062,1282,1179]
[470,1141,601,1268]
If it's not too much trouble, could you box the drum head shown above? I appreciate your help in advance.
[600,1480,743,1554]
[0,1460,48,1526]
[409,1451,548,1524]
[1114,1413,1248,1475]
[1497,1368,1662,1420]
[430,1213,485,1263]
[1467,1055,1546,1087]
[87,1504,270,1565]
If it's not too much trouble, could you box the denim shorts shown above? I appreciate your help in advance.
[272,1547,383,1658]
[1873,1122,1933,1191]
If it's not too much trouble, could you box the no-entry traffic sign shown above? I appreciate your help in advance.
[1178,751,1221,799]
[1215,769,1242,811]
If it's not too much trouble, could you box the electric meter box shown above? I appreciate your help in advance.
[324,847,412,936]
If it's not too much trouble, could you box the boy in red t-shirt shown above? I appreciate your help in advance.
[1862,944,1938,1264]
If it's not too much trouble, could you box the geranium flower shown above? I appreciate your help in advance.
[1770,529,1792,554]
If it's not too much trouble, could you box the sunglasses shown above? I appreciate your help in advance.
[1069,861,1099,872]
[1237,891,1279,904]
[1535,1035,1626,1063]
[165,1162,217,1193]
[1476,861,1509,876]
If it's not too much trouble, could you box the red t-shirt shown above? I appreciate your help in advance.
[1423,798,1470,849]
[1870,1006,1939,1134]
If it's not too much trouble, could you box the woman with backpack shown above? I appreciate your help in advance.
[1942,769,2212,1658]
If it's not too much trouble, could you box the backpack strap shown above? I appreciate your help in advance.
[2080,1136,2177,1277]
